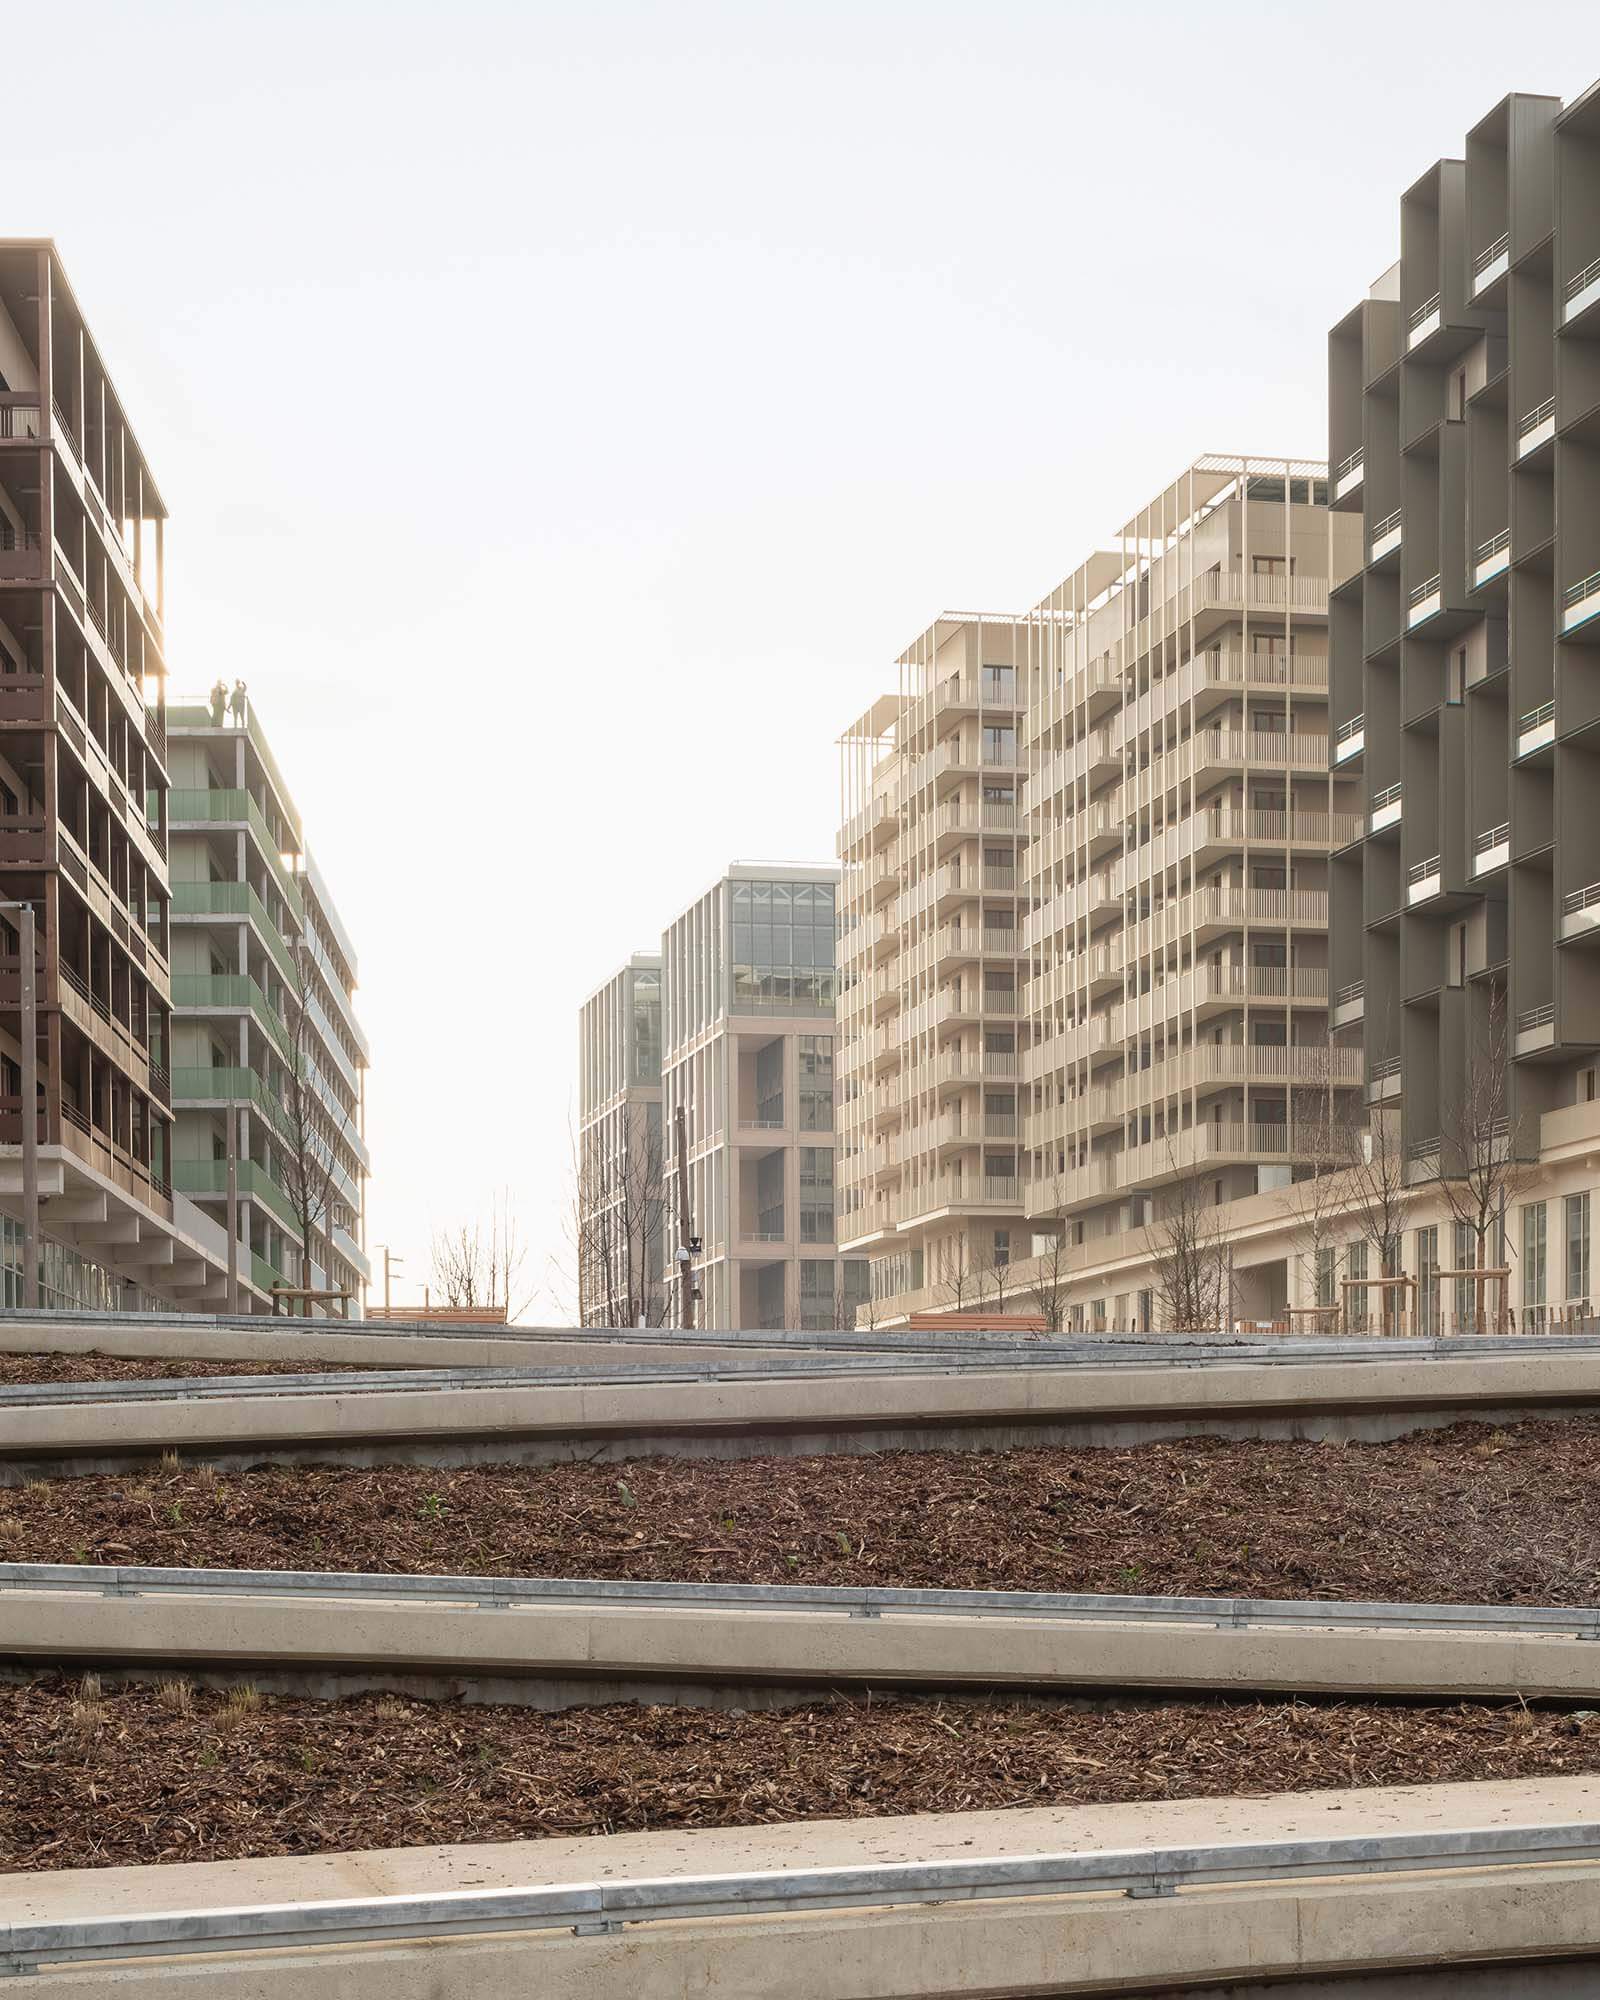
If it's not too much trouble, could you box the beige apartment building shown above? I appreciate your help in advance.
[578,864,867,1332]
[837,627,1030,1310]
[839,457,1367,1328]
[577,952,664,1327]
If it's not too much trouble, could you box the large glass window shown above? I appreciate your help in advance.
[1567,1192,1590,1304]
[980,664,1015,705]
[981,723,1016,765]
[1523,1201,1548,1315]
[730,879,837,1016]
[1452,1220,1476,1330]
[799,1147,834,1243]
[1415,1224,1439,1335]
[798,1035,834,1131]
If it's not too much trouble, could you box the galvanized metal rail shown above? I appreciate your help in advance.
[4,1561,1598,1640]
[4,1821,1599,1972]
[9,1333,1600,1407]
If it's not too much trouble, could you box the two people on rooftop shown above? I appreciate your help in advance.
[208,679,249,728]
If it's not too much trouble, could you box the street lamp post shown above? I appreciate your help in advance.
[0,901,39,1309]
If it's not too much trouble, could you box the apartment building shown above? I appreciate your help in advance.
[0,240,240,1312]
[837,622,1031,1311]
[167,696,371,1311]
[1022,459,1364,1312]
[1328,77,1600,1328]
[577,951,664,1326]
[661,864,867,1331]
[837,460,1366,1328]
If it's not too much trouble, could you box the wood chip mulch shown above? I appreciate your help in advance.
[0,1353,390,1387]
[5,1678,1600,1874]
[4,1420,1599,1604]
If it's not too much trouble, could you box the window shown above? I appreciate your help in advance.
[799,1147,834,1244]
[1522,1201,1548,1316]
[992,1229,1010,1268]
[1415,1225,1439,1334]
[981,664,1016,705]
[1566,1193,1590,1304]
[1315,1244,1336,1310]
[1347,1239,1369,1329]
[798,1035,833,1131]
[1453,1220,1476,1330]
[1251,554,1294,575]
[981,723,1016,765]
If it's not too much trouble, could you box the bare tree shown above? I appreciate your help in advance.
[431,1189,536,1321]
[980,1235,1017,1317]
[1338,1102,1413,1334]
[1026,1202,1075,1334]
[935,1234,975,1314]
[1280,1042,1357,1324]
[1143,1143,1232,1334]
[573,1107,668,1328]
[1433,983,1533,1331]
[274,937,356,1316]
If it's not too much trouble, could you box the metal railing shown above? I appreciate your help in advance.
[1565,569,1600,609]
[0,403,41,439]
[1336,712,1365,743]
[1370,1055,1402,1080]
[1408,572,1441,606]
[5,1821,1600,1970]
[1371,781,1403,811]
[1334,445,1362,479]
[1473,231,1510,275]
[0,524,41,553]
[1475,822,1510,852]
[1562,882,1600,915]
[1476,528,1511,563]
[1518,395,1555,437]
[50,397,79,460]
[1519,700,1555,734]
[1408,290,1442,330]
[1566,254,1600,302]
[1369,507,1401,546]
[1517,1003,1555,1033]
[1408,854,1441,884]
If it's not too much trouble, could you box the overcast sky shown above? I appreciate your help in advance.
[8,1,1596,1314]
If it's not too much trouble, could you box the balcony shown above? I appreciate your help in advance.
[1474,529,1511,588]
[1368,509,1402,563]
[1369,782,1403,833]
[170,973,290,1056]
[1516,397,1556,460]
[1333,446,1363,501]
[1407,292,1442,349]
[171,879,299,986]
[1563,569,1600,636]
[168,788,304,919]
[1334,713,1365,766]
[172,1156,301,1237]
[0,398,42,440]
[1515,1002,1556,1055]
[1406,574,1443,629]
[1473,823,1511,877]
[1515,701,1555,758]
[1561,883,1600,943]
[1564,254,1600,327]
[0,522,42,582]
[1472,232,1510,297]
[1368,1055,1402,1103]
[1406,854,1443,904]
[1332,979,1364,1028]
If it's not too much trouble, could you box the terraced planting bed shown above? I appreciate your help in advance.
[3,1420,1598,1605]
[4,1678,1599,1873]
[0,1354,391,1387]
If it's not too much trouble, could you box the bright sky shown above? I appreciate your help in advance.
[8,1,1596,1315]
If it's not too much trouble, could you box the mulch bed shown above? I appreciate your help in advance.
[5,1678,1599,1873]
[0,1353,390,1387]
[4,1420,1599,1604]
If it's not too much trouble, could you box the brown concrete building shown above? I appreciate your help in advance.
[0,240,229,1310]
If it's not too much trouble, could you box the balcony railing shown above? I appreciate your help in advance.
[1473,232,1510,276]
[1476,529,1510,564]
[1564,569,1600,611]
[1336,713,1365,744]
[1408,291,1442,331]
[0,403,41,439]
[1408,573,1442,607]
[1371,781,1403,811]
[1335,445,1363,481]
[1520,700,1555,734]
[1518,396,1555,439]
[1562,883,1600,916]
[1517,1003,1555,1033]
[1368,508,1401,549]
[1566,255,1600,304]
[50,398,79,461]
[1475,822,1511,853]
[1408,854,1442,885]
[1334,980,1365,1006]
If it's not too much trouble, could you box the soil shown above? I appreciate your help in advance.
[0,1353,391,1388]
[3,1420,1598,1605]
[6,1678,1598,1874]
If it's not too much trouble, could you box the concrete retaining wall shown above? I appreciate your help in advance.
[5,1350,1600,1479]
